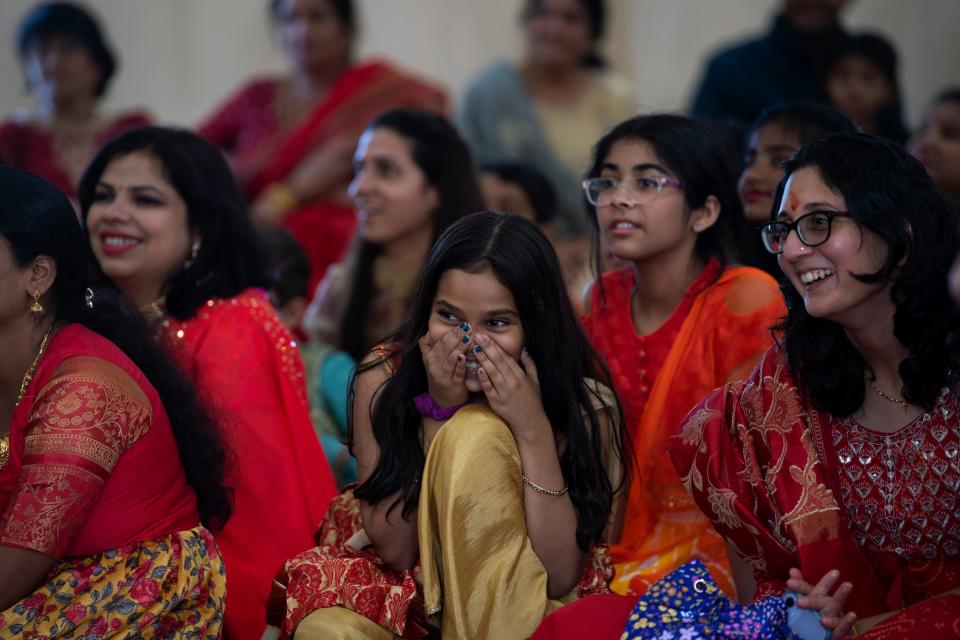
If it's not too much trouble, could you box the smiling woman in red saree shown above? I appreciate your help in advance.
[199,0,447,293]
[671,134,960,638]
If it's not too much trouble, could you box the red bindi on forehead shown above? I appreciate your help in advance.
[789,191,800,211]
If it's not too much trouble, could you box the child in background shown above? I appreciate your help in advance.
[738,102,858,277]
[825,33,908,144]
[261,228,357,488]
[480,161,558,231]
[909,87,960,203]
[480,161,597,313]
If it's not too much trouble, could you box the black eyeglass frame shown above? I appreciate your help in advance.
[760,210,851,255]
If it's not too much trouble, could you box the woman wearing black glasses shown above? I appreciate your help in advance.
[578,114,785,601]
[671,133,960,638]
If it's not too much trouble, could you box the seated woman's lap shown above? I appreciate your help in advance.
[419,404,568,638]
[295,606,397,640]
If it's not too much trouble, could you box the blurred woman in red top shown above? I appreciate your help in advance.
[0,3,151,202]
[199,0,447,292]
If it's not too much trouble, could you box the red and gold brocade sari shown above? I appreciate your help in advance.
[199,60,448,291]
[583,263,785,597]
[0,324,224,638]
[670,346,960,638]
[160,289,337,640]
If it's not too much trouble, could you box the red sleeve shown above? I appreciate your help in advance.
[0,357,152,557]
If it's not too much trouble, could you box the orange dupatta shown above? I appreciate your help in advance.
[610,266,784,596]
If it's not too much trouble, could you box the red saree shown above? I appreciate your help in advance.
[583,264,785,596]
[199,60,448,292]
[669,346,960,637]
[0,324,224,638]
[160,289,337,640]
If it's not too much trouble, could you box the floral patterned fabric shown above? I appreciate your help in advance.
[0,527,225,639]
[273,490,614,638]
[620,560,800,640]
[669,345,960,632]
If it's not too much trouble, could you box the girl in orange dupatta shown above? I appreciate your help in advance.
[671,134,960,638]
[580,115,785,598]
[199,0,447,293]
[0,167,230,638]
[78,127,338,640]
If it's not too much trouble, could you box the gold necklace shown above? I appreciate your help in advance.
[141,296,167,324]
[865,377,909,411]
[1,325,54,471]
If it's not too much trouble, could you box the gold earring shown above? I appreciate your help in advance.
[30,289,44,323]
[184,239,201,270]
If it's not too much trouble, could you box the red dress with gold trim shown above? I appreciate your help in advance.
[0,323,224,638]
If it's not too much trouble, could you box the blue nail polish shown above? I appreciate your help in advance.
[474,345,482,353]
[462,336,469,344]
[459,322,470,332]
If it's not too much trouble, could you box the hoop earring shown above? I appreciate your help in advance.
[30,289,44,323]
[183,239,201,270]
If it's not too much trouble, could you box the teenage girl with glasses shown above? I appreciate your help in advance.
[579,114,785,600]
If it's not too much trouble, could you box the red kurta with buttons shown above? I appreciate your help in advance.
[160,289,337,640]
[582,261,785,596]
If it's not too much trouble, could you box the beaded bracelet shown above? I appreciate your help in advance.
[521,473,568,496]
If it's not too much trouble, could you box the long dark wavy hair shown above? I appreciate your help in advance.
[77,126,268,320]
[0,165,231,530]
[774,133,960,415]
[585,114,743,292]
[337,109,484,360]
[350,212,628,550]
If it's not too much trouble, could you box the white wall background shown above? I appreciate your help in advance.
[0,0,957,129]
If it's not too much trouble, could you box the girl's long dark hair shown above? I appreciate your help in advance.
[350,212,628,550]
[338,109,484,360]
[77,126,268,320]
[774,133,960,415]
[1,166,231,530]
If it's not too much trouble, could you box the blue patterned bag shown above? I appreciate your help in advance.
[620,560,806,640]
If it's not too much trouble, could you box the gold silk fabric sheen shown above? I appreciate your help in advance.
[418,404,577,638]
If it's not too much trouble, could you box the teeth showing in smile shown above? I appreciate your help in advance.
[102,236,139,248]
[465,361,480,371]
[613,221,637,229]
[800,269,835,284]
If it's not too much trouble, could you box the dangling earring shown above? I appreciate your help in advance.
[29,289,44,323]
[183,239,201,270]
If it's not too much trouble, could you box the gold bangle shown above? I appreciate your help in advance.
[263,182,299,214]
[521,473,568,496]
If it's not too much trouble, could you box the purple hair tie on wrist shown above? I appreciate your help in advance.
[414,393,465,421]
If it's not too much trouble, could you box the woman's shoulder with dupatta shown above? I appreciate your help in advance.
[708,265,783,318]
[161,289,304,392]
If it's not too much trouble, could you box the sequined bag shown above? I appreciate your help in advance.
[620,560,805,640]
